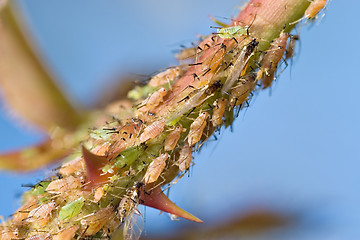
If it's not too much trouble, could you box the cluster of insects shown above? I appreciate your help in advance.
[0,0,328,239]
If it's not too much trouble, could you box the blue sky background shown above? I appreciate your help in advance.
[1,0,359,239]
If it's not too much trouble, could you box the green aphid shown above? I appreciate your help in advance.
[59,197,85,221]
[113,146,143,168]
[217,25,248,39]
[90,128,113,140]
[30,181,51,196]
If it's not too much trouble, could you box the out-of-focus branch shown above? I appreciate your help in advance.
[0,2,84,132]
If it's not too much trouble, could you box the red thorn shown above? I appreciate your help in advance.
[139,186,203,223]
[81,145,111,188]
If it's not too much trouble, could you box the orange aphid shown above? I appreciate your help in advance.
[200,43,227,83]
[138,87,167,113]
[53,226,79,240]
[140,119,166,143]
[229,73,257,107]
[12,197,38,224]
[148,67,181,87]
[81,207,115,236]
[144,153,169,184]
[260,32,288,88]
[93,186,104,202]
[107,121,142,160]
[164,126,184,151]
[27,202,56,226]
[305,0,327,19]
[59,157,85,176]
[45,176,82,194]
[177,143,192,172]
[211,98,228,127]
[188,112,209,146]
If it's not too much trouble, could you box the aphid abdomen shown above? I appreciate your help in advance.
[27,202,56,226]
[164,126,183,151]
[107,121,143,160]
[260,32,288,88]
[59,197,85,221]
[149,67,181,87]
[140,119,166,143]
[200,44,227,83]
[12,197,38,224]
[188,112,209,146]
[53,225,79,240]
[138,87,167,113]
[80,207,115,236]
[305,0,327,19]
[177,143,192,172]
[143,153,169,184]
[45,175,82,194]
[211,98,228,127]
[94,186,104,202]
[229,73,257,107]
[59,157,85,176]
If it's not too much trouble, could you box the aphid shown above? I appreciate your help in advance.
[143,153,170,184]
[188,112,209,146]
[222,39,259,94]
[148,67,181,87]
[285,34,299,60]
[81,206,115,236]
[117,183,142,222]
[94,186,104,202]
[229,73,257,108]
[45,175,82,194]
[59,197,85,221]
[164,126,183,151]
[53,225,79,240]
[217,25,248,39]
[177,143,192,172]
[59,157,85,176]
[260,32,288,88]
[200,43,227,82]
[211,98,228,127]
[117,183,144,240]
[12,197,38,224]
[107,121,143,159]
[27,201,56,226]
[305,0,327,19]
[166,87,207,125]
[138,87,167,113]
[139,118,166,143]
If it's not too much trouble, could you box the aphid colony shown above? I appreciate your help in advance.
[1,1,327,239]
